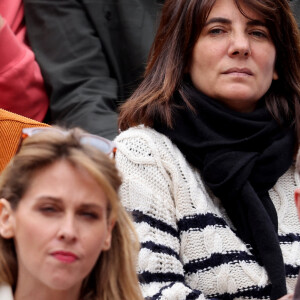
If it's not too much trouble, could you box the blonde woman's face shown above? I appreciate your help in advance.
[2,160,114,296]
[189,0,278,112]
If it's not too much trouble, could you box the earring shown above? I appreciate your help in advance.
[0,228,6,237]
[0,228,13,239]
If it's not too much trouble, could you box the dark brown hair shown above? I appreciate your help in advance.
[119,0,300,141]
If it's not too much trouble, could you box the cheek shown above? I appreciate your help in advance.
[191,47,207,69]
[190,42,222,78]
[79,226,111,276]
[259,57,277,92]
[82,224,111,257]
[259,47,276,74]
[13,217,54,255]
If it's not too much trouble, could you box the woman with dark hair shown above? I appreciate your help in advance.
[116,0,300,299]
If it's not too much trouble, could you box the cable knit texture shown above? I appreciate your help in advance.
[0,284,13,300]
[115,126,300,300]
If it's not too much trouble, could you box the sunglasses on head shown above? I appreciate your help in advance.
[18,127,117,158]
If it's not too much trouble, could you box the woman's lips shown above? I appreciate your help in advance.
[51,251,78,263]
[222,67,253,76]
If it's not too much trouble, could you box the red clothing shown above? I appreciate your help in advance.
[0,1,48,121]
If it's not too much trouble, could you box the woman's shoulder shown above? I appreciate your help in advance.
[0,283,14,300]
[115,125,182,162]
[116,125,169,145]
[115,126,210,202]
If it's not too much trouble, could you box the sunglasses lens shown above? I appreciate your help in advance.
[20,128,116,157]
[80,136,113,154]
[22,127,47,136]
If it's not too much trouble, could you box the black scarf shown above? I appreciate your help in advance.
[153,80,295,300]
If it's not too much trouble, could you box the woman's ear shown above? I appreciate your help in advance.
[273,70,279,80]
[102,219,116,251]
[0,199,15,239]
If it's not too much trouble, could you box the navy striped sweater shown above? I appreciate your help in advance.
[116,126,300,300]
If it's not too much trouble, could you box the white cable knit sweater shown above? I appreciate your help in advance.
[0,284,13,299]
[115,126,300,300]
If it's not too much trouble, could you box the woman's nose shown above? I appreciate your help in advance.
[57,215,78,243]
[228,31,251,57]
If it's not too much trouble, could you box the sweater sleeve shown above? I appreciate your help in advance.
[115,128,213,300]
[0,20,48,121]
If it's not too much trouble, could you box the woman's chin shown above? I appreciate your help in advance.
[215,91,259,113]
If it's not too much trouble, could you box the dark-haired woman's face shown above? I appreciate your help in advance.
[189,0,278,112]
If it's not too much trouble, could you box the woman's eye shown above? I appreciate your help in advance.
[39,206,58,213]
[250,30,268,38]
[209,28,225,35]
[79,211,99,220]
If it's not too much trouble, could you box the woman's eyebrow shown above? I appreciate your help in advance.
[204,17,267,28]
[204,17,231,27]
[36,196,62,203]
[246,19,267,27]
[79,203,104,210]
[35,197,105,211]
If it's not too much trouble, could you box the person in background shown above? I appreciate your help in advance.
[290,0,300,26]
[23,0,164,139]
[0,1,48,121]
[292,154,300,300]
[0,127,143,300]
[0,108,49,173]
[115,0,300,299]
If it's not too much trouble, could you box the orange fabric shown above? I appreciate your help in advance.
[0,109,49,172]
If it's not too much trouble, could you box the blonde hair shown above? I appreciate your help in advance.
[0,127,143,300]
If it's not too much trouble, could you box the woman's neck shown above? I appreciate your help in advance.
[14,282,81,300]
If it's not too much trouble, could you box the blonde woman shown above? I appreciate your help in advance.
[0,127,142,300]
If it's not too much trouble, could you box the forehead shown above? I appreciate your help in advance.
[207,0,264,21]
[19,160,108,208]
